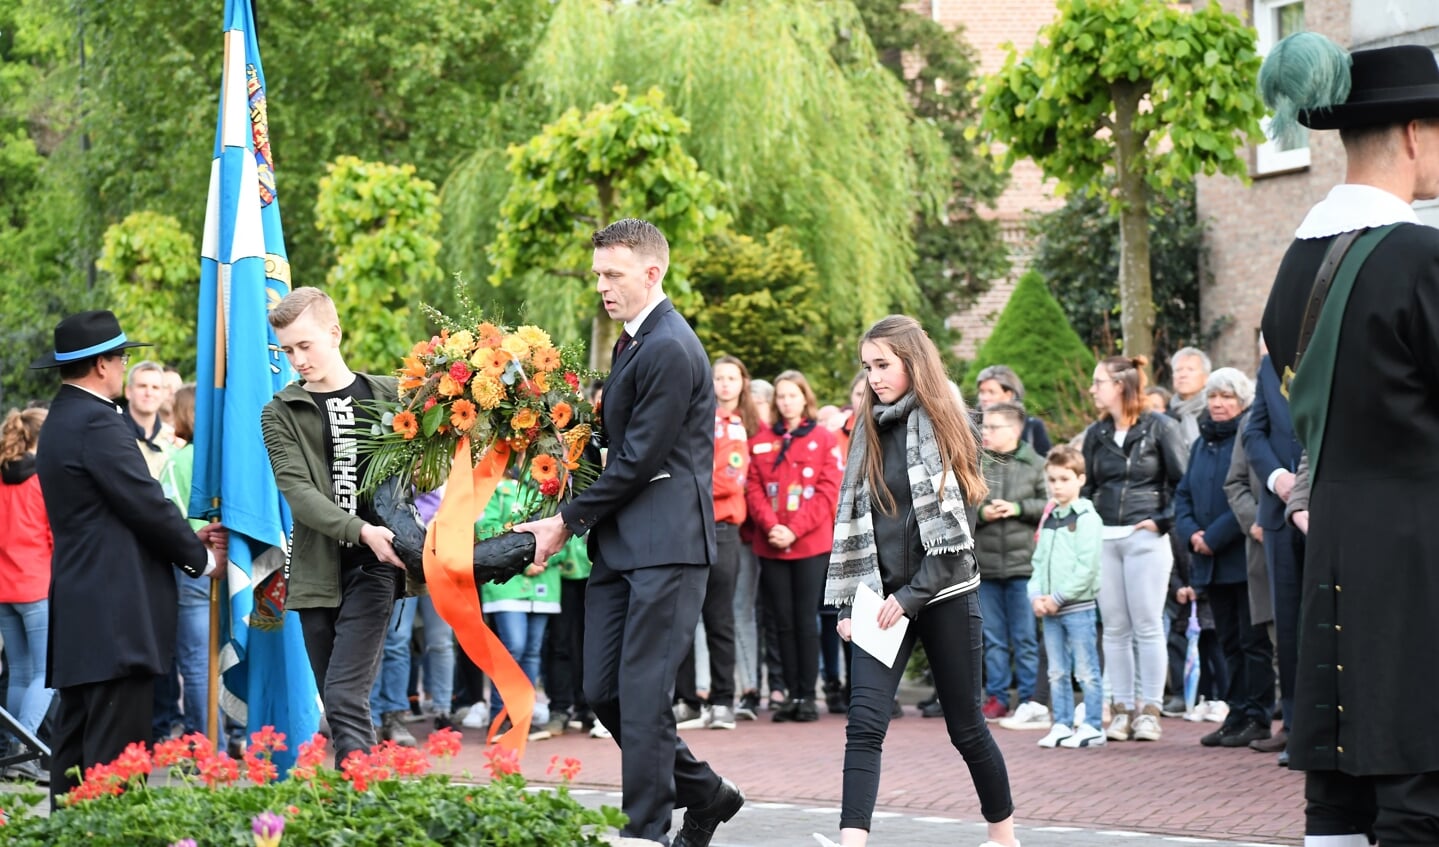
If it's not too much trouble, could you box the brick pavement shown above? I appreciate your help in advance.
[433,709,1303,845]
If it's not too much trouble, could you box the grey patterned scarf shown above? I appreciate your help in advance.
[824,393,974,606]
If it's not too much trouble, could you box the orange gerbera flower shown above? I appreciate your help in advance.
[476,322,504,348]
[530,346,562,373]
[551,402,573,429]
[437,374,463,397]
[450,399,478,432]
[530,454,559,482]
[470,347,508,378]
[393,411,420,441]
[511,408,538,430]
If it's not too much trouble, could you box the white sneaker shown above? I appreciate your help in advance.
[1073,702,1086,729]
[1131,707,1163,742]
[1037,723,1074,748]
[1060,722,1107,748]
[1183,700,1211,722]
[589,719,612,739]
[461,702,490,729]
[676,704,712,730]
[532,702,550,726]
[1106,709,1132,742]
[998,700,1051,731]
[1204,700,1229,723]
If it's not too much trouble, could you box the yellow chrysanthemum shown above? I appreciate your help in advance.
[442,330,476,360]
[472,376,504,410]
[499,335,529,358]
[516,325,551,350]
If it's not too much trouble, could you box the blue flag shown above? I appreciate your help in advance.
[190,0,319,771]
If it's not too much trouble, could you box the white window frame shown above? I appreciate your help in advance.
[1254,0,1310,175]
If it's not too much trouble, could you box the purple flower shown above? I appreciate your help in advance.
[252,810,285,846]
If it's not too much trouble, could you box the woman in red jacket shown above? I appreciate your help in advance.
[0,407,54,771]
[746,370,842,722]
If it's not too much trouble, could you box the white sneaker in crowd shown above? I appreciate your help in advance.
[674,702,711,730]
[533,702,550,727]
[1131,705,1163,741]
[1060,722,1107,748]
[1183,699,1212,722]
[590,719,612,739]
[709,705,737,730]
[1203,700,1230,723]
[1106,706,1132,742]
[999,700,1051,731]
[1037,722,1074,748]
[461,701,490,730]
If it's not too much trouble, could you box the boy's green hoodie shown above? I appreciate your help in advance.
[1027,497,1103,610]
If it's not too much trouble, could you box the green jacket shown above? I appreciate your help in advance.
[970,441,1048,581]
[1027,497,1102,608]
[478,478,562,613]
[260,374,398,610]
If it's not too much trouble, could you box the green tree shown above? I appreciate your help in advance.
[314,156,443,373]
[965,270,1096,438]
[1029,180,1213,384]
[487,85,728,368]
[445,0,950,366]
[686,228,830,391]
[979,0,1263,362]
[96,211,200,376]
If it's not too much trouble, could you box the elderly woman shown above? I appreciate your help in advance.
[1173,367,1275,750]
[974,364,1052,456]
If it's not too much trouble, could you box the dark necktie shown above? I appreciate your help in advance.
[613,330,633,361]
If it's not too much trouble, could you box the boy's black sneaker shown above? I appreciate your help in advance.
[793,699,820,722]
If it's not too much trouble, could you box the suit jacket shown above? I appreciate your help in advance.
[1243,356,1302,531]
[560,299,717,569]
[38,384,210,689]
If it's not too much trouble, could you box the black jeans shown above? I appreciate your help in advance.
[298,558,398,766]
[543,577,588,716]
[677,522,740,707]
[1208,581,1274,724]
[759,553,827,702]
[843,591,1013,831]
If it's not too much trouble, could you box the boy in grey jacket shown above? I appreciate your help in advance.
[1029,445,1104,748]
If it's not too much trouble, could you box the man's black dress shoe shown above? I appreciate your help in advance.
[673,777,745,847]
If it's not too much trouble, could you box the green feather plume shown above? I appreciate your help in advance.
[1259,32,1352,146]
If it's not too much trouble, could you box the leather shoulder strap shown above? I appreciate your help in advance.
[1294,228,1364,368]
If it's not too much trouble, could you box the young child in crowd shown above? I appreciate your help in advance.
[1029,446,1105,748]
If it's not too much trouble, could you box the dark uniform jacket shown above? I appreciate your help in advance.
[38,384,209,689]
[1262,219,1439,776]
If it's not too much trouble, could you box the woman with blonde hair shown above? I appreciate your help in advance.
[821,316,1016,847]
[0,407,54,780]
[1082,356,1188,743]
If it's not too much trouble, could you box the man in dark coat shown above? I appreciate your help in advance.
[31,311,226,805]
[1259,36,1439,845]
[518,219,742,847]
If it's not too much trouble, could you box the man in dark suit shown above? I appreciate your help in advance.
[518,219,742,846]
[1242,352,1303,765]
[31,311,226,805]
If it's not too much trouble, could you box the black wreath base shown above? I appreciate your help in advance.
[372,476,535,588]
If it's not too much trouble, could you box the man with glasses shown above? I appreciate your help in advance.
[31,310,227,806]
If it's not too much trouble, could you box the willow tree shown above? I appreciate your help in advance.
[979,0,1263,361]
[444,0,950,361]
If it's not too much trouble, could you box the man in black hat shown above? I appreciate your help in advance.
[1259,34,1439,846]
[31,310,227,806]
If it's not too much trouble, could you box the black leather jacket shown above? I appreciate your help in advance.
[1080,411,1189,532]
[868,408,980,618]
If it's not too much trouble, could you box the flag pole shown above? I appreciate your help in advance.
[208,508,223,750]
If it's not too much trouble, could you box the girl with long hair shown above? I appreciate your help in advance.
[1081,356,1188,743]
[822,316,1016,847]
[745,369,843,722]
[0,407,55,778]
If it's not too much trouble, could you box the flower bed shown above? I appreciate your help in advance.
[0,728,623,846]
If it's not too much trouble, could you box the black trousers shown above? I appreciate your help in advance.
[1308,769,1439,846]
[51,674,155,807]
[1268,524,1304,731]
[760,553,827,702]
[584,555,721,843]
[677,522,740,707]
[842,591,1013,831]
[1208,581,1274,724]
[298,559,397,766]
[543,577,588,715]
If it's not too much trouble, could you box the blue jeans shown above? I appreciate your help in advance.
[174,589,212,735]
[1043,608,1102,730]
[491,611,548,715]
[0,600,54,735]
[978,577,1039,702]
[370,597,417,722]
[416,596,454,712]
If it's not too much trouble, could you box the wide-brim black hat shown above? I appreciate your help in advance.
[1302,44,1439,130]
[30,310,150,369]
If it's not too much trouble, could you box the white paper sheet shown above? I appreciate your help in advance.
[851,583,909,669]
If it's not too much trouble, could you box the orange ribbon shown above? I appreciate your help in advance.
[423,437,535,757]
